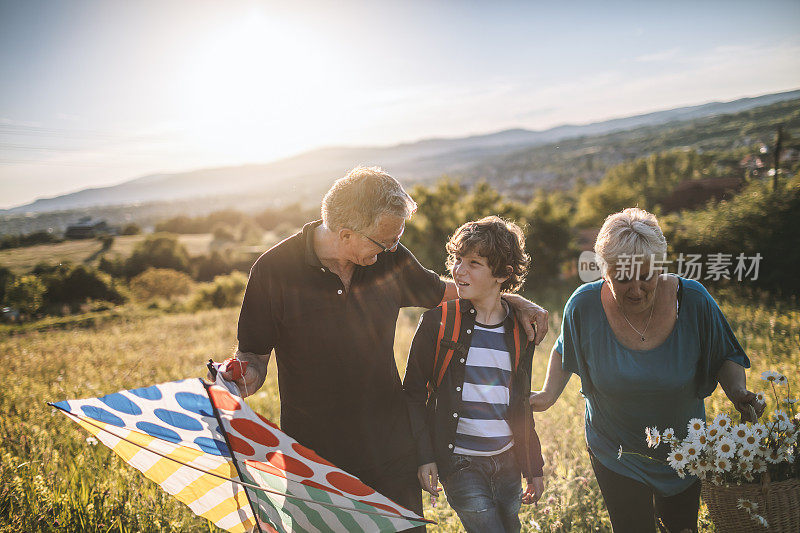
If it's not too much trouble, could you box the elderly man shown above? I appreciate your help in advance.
[217,166,548,527]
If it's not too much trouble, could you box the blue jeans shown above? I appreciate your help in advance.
[442,449,523,533]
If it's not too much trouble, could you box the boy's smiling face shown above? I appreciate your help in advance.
[451,251,507,302]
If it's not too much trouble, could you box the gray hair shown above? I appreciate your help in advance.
[594,207,667,275]
[321,166,417,233]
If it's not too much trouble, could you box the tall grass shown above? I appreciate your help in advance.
[1,289,797,531]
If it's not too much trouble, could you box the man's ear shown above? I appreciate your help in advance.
[338,228,354,242]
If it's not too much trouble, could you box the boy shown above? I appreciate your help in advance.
[403,216,545,533]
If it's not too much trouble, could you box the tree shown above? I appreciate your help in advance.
[6,275,45,316]
[130,268,193,301]
[124,233,191,277]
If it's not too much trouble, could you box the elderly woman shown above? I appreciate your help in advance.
[530,208,764,533]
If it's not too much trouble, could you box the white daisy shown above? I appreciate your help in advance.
[645,427,660,448]
[743,470,755,482]
[667,448,689,470]
[776,373,787,386]
[731,423,750,443]
[751,457,767,473]
[683,442,700,460]
[756,391,766,402]
[784,398,798,405]
[714,456,732,472]
[737,498,758,512]
[742,432,758,448]
[761,370,781,383]
[739,447,755,461]
[685,460,701,477]
[687,418,705,435]
[714,435,736,459]
[711,413,732,431]
[661,427,676,443]
[85,436,98,446]
[710,472,725,485]
[618,445,623,460]
[752,423,767,439]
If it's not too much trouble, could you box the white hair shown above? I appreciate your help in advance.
[321,166,417,233]
[594,207,667,275]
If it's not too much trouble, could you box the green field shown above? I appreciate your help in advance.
[1,290,797,532]
[0,235,216,275]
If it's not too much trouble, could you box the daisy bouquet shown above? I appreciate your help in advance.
[640,370,799,529]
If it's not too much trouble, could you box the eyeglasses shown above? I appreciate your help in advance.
[355,228,403,253]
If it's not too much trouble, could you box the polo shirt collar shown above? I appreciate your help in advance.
[302,220,325,267]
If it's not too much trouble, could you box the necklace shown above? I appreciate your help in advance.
[621,303,655,342]
[619,278,659,342]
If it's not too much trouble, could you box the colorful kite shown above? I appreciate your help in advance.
[50,373,432,533]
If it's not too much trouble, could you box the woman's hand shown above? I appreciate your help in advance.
[529,390,556,412]
[522,476,544,505]
[417,463,440,497]
[728,387,765,423]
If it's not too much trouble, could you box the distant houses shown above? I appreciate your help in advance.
[64,217,111,239]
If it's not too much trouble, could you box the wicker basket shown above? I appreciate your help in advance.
[701,475,800,532]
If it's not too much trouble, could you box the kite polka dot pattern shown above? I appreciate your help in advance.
[325,472,376,497]
[230,418,279,447]
[100,392,143,415]
[291,442,334,467]
[266,452,313,478]
[208,387,242,411]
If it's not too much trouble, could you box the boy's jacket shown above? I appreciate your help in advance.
[403,298,545,479]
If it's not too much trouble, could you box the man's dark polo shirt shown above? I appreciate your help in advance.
[237,220,445,479]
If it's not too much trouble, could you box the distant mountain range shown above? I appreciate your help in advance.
[3,88,799,216]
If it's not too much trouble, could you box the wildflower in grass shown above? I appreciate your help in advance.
[711,413,731,431]
[667,448,688,470]
[714,435,736,459]
[86,436,98,446]
[737,498,758,512]
[731,423,750,442]
[645,427,660,448]
[761,370,781,383]
[687,418,705,435]
[784,398,798,405]
[756,391,765,402]
[776,374,787,386]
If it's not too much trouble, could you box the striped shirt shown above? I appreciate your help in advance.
[454,321,514,456]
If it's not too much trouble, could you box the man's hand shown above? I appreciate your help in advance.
[206,352,269,398]
[417,462,440,497]
[521,476,544,505]
[728,387,765,423]
[504,294,549,345]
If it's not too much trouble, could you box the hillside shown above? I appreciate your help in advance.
[3,89,798,217]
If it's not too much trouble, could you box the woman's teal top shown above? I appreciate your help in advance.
[554,277,749,496]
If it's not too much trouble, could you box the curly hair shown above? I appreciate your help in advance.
[445,216,530,293]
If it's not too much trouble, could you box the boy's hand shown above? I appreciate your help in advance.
[521,476,544,505]
[417,463,440,497]
[529,390,555,412]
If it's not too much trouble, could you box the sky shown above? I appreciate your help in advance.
[1,0,799,209]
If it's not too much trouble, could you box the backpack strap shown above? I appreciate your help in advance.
[427,300,463,396]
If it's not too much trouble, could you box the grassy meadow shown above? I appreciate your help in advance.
[1,287,798,532]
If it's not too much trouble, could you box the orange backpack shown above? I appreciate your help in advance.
[427,300,523,397]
